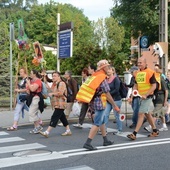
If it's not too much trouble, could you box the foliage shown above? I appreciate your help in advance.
[112,0,161,44]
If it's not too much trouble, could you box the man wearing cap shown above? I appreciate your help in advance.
[83,59,120,151]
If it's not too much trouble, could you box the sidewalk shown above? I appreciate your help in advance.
[0,101,133,128]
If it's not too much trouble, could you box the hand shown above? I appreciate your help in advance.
[114,106,120,113]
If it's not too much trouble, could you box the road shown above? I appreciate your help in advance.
[0,120,170,170]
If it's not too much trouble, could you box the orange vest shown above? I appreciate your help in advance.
[76,70,107,105]
[154,72,161,90]
[135,68,154,96]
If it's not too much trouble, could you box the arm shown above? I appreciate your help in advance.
[26,79,40,92]
[106,92,120,112]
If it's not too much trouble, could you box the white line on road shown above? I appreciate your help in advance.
[0,131,9,136]
[0,151,68,168]
[0,138,169,168]
[0,143,46,154]
[64,140,170,157]
[0,137,25,143]
[59,138,170,154]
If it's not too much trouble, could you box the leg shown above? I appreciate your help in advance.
[104,102,112,129]
[113,100,122,132]
[64,102,74,119]
[79,103,89,125]
[131,97,140,125]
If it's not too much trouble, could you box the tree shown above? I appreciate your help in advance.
[112,0,161,44]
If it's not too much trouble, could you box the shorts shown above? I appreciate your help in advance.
[139,98,154,114]
[93,109,106,126]
[152,104,165,117]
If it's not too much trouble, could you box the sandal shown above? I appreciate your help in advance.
[127,133,136,140]
[7,126,17,131]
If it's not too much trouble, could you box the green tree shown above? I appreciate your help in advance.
[112,0,161,43]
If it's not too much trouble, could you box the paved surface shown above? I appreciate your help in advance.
[0,101,133,128]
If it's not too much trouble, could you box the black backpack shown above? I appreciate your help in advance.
[118,77,128,98]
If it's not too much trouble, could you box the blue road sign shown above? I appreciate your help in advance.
[59,30,73,58]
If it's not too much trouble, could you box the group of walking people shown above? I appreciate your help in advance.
[6,57,170,151]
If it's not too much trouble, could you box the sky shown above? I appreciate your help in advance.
[39,0,114,21]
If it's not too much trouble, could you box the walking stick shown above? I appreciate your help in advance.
[13,53,20,108]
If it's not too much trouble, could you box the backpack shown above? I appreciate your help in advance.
[165,79,170,99]
[41,81,48,99]
[118,78,128,98]
[57,81,73,102]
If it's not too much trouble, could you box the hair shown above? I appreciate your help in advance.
[82,68,89,76]
[32,69,41,78]
[88,64,97,71]
[52,71,61,76]
[65,70,72,77]
[20,67,27,74]
[155,64,162,69]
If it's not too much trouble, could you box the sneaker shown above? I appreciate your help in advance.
[29,126,43,134]
[127,133,136,140]
[61,131,72,136]
[144,125,152,133]
[103,140,114,146]
[159,127,168,131]
[39,131,49,138]
[73,123,83,129]
[113,131,123,135]
[58,123,63,126]
[165,114,170,123]
[148,131,159,137]
[83,143,97,151]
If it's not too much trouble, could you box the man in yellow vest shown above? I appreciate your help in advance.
[127,57,159,140]
[81,59,120,151]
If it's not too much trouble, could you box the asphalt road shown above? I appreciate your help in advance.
[1,119,170,170]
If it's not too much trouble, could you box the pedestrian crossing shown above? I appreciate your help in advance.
[0,129,169,169]
[73,123,147,138]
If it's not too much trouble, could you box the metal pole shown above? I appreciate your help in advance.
[9,23,14,111]
[57,13,60,72]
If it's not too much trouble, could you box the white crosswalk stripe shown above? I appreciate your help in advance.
[73,123,147,138]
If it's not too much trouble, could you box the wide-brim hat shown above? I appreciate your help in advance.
[97,59,110,70]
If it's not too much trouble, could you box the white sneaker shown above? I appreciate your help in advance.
[113,131,123,135]
[58,123,63,126]
[144,125,152,132]
[159,127,168,131]
[73,123,83,129]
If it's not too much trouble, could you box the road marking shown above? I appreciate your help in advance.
[75,123,147,138]
[59,138,170,154]
[0,137,25,143]
[58,165,94,170]
[0,138,169,168]
[0,143,46,154]
[0,151,67,168]
[0,131,9,136]
[64,140,170,157]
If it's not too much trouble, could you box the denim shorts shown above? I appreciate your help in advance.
[139,98,154,114]
[93,109,106,126]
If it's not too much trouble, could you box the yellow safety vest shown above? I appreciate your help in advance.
[76,70,107,106]
[135,68,154,96]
